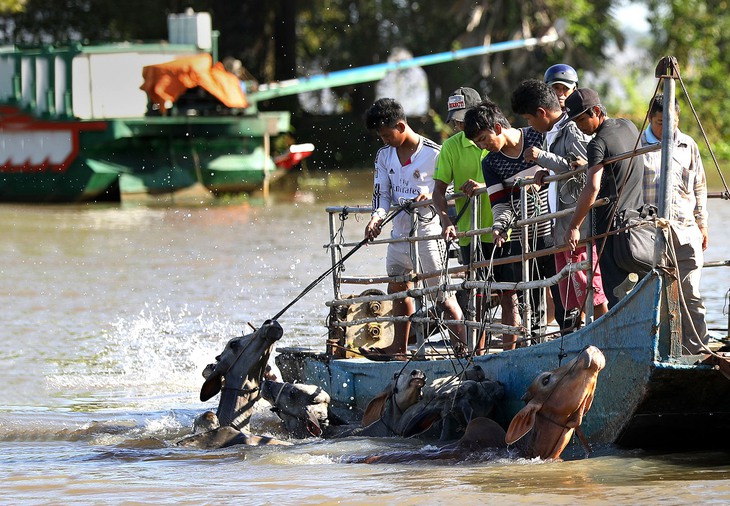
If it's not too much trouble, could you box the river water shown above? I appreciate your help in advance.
[1,172,729,504]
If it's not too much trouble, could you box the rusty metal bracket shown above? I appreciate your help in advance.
[655,56,681,79]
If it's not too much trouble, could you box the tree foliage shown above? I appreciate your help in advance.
[0,0,209,45]
[0,0,26,14]
[294,0,624,117]
[644,0,730,159]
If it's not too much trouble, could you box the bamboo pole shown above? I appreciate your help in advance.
[330,317,523,335]
[328,261,589,307]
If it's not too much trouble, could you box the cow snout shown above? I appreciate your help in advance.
[264,320,284,341]
[409,370,427,388]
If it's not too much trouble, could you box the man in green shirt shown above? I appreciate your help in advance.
[433,87,494,354]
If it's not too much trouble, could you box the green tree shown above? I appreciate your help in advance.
[0,0,209,45]
[294,0,624,119]
[0,0,26,13]
[644,0,730,159]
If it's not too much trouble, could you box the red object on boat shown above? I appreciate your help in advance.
[274,143,315,169]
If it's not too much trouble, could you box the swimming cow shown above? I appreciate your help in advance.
[260,379,332,438]
[177,320,291,449]
[349,346,606,463]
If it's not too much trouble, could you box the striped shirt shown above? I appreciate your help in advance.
[482,127,551,242]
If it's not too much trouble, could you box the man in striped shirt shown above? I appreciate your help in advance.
[464,99,557,349]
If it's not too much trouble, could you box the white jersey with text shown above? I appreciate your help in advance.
[371,136,442,238]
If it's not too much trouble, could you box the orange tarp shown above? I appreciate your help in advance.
[140,53,248,109]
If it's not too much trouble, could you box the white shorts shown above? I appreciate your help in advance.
[386,234,453,302]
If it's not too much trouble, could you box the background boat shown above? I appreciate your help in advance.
[0,10,293,203]
[0,9,558,203]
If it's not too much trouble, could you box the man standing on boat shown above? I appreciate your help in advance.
[432,87,493,354]
[463,99,557,350]
[363,98,467,359]
[511,79,609,329]
[562,88,645,308]
[641,94,709,354]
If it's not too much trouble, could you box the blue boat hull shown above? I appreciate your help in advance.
[277,271,730,449]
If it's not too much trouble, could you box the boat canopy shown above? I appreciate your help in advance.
[140,53,248,109]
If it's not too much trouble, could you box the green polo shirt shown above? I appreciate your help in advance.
[434,131,493,246]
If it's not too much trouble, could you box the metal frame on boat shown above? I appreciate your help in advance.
[276,57,730,450]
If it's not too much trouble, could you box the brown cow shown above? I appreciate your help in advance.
[348,345,606,463]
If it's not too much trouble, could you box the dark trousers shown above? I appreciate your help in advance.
[597,234,627,308]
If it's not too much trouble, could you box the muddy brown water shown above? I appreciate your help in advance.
[1,173,729,504]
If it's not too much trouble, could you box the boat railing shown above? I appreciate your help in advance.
[323,137,727,359]
[324,174,605,357]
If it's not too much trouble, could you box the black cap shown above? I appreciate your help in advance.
[446,87,481,122]
[565,88,601,122]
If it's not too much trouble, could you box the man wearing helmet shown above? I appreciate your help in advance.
[544,64,579,111]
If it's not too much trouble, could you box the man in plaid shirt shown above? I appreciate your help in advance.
[641,94,709,354]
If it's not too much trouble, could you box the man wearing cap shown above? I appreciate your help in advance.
[563,88,645,308]
[433,87,493,354]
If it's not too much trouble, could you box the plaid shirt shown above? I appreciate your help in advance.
[641,127,708,229]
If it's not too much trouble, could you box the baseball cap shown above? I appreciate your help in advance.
[565,88,601,122]
[446,87,481,123]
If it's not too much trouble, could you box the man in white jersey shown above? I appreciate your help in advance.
[363,98,466,359]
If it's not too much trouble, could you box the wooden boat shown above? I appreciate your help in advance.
[276,57,730,451]
[0,9,557,203]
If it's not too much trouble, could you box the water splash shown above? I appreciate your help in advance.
[45,303,244,410]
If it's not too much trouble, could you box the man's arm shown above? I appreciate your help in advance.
[366,152,392,240]
[433,179,456,241]
[564,164,603,250]
[482,158,514,247]
[691,139,709,250]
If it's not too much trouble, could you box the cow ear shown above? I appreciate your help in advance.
[505,403,540,444]
[200,374,222,402]
[362,391,389,426]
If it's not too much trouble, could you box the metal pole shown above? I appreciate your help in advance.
[328,211,341,300]
[467,195,479,352]
[410,212,426,358]
[585,211,595,324]
[520,186,532,338]
[654,63,677,266]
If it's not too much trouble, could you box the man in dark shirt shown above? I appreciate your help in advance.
[563,88,645,307]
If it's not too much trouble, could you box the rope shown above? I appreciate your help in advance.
[677,73,730,195]
[271,202,411,321]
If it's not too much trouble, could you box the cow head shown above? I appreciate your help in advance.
[200,319,283,429]
[506,346,606,459]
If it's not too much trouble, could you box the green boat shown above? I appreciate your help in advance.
[0,11,293,203]
[0,9,558,203]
